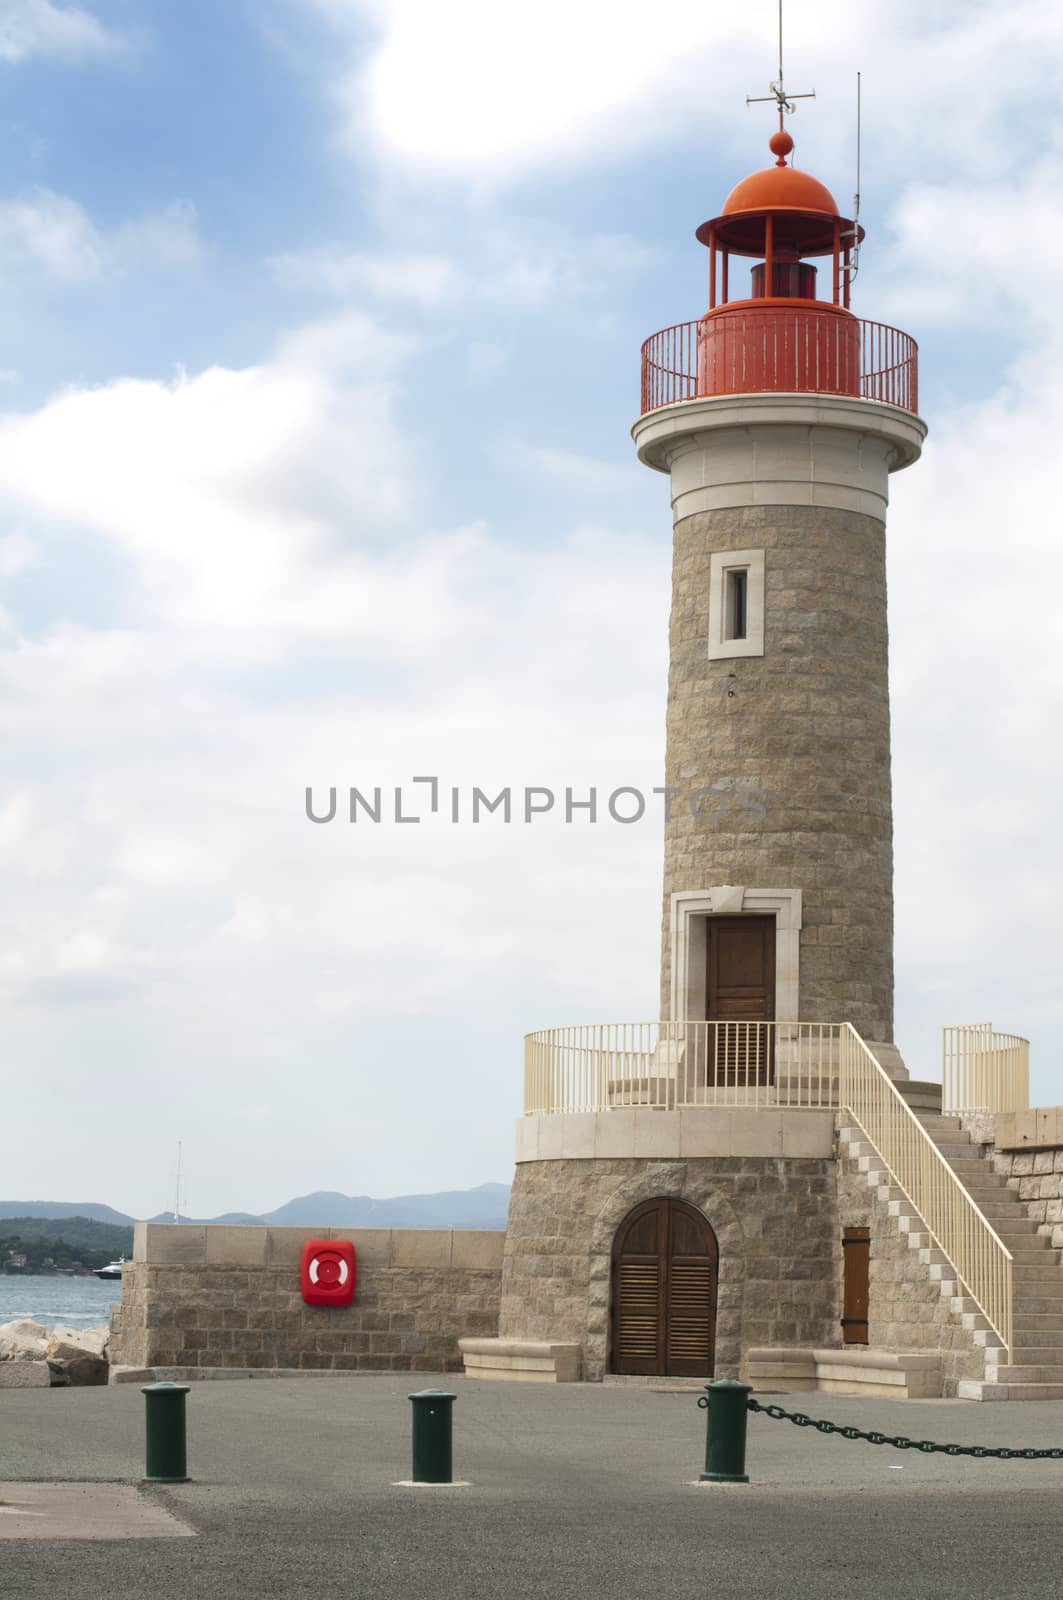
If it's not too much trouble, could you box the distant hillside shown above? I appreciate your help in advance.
[0,1201,135,1226]
[4,1183,511,1231]
[0,1216,133,1252]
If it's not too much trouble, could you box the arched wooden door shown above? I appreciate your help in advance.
[610,1198,718,1377]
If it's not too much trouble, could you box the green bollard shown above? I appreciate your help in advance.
[141,1381,191,1483]
[408,1388,456,1483]
[698,1378,751,1484]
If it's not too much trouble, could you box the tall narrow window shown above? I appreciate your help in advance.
[708,549,765,660]
[726,568,748,641]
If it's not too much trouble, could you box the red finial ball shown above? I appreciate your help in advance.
[769,129,794,166]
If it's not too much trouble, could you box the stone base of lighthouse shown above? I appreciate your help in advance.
[459,1105,999,1397]
[496,1150,839,1382]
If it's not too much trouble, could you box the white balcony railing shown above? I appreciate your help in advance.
[942,1023,1030,1117]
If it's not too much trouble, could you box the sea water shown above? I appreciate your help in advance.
[0,1276,120,1332]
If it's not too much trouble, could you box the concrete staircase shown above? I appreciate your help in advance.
[843,1078,1063,1401]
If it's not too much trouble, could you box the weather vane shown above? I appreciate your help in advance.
[747,0,815,131]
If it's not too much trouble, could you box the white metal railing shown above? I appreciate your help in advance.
[524,1020,1016,1358]
[942,1023,1030,1116]
[838,1025,1013,1361]
[523,1021,842,1113]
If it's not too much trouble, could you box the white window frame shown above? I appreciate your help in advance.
[708,548,765,660]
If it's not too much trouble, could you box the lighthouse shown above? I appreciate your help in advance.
[461,85,1044,1399]
[633,120,925,1056]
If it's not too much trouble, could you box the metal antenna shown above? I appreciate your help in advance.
[747,0,815,129]
[843,72,862,278]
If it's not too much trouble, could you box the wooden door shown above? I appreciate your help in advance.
[610,1198,718,1377]
[706,915,775,1086]
[842,1227,870,1344]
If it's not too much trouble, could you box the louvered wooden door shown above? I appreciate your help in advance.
[610,1198,718,1377]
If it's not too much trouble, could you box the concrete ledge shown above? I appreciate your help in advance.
[134,1224,505,1270]
[110,1365,410,1384]
[747,1346,943,1400]
[515,1107,835,1163]
[0,1361,51,1389]
[993,1107,1063,1153]
[459,1338,581,1384]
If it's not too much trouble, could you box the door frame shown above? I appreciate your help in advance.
[669,886,802,1023]
[608,1197,719,1378]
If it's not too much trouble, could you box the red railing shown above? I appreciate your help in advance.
[640,310,918,416]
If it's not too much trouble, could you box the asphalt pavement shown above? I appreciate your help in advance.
[2,1375,1062,1599]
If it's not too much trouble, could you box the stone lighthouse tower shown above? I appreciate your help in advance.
[464,94,939,1390]
[634,124,925,1054]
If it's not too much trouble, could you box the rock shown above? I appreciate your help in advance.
[46,1353,109,1387]
[45,1331,109,1386]
[0,1319,49,1362]
[46,1325,109,1361]
[0,1360,50,1388]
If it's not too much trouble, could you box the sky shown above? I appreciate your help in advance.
[0,0,1060,1219]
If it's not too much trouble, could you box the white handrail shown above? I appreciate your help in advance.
[838,1024,1013,1361]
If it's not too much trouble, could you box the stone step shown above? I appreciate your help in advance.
[920,1126,974,1145]
[897,1080,943,1111]
[1006,1334,1063,1353]
[958,1380,1063,1401]
[966,1200,1037,1218]
[1013,1273,1063,1290]
[986,1363,1063,1383]
[1015,1296,1063,1315]
[1014,1317,1063,1334]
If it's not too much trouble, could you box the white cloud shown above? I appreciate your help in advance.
[0,313,416,638]
[0,189,104,281]
[512,443,640,494]
[0,188,202,284]
[0,529,38,575]
[272,248,465,306]
[873,160,1063,335]
[0,310,667,1211]
[271,228,656,310]
[305,0,1063,187]
[0,0,121,62]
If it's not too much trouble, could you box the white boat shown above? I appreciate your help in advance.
[92,1258,125,1281]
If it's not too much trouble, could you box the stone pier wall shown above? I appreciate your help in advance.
[109,1224,503,1378]
[977,1108,1063,1246]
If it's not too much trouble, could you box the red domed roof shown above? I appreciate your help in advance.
[722,162,839,219]
[695,135,856,259]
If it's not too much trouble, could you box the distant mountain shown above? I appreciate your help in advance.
[261,1183,511,1229]
[0,1201,135,1226]
[144,1211,263,1225]
[5,1183,511,1231]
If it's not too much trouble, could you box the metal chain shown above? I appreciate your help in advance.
[747,1398,1063,1460]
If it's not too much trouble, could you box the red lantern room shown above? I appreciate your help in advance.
[695,129,863,400]
[639,131,917,417]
